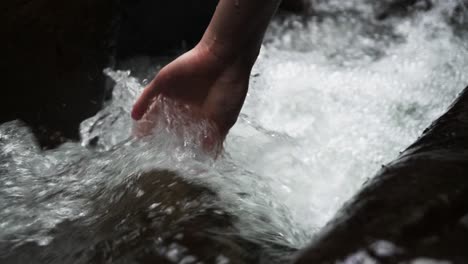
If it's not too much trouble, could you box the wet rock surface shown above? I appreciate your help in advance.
[0,170,293,264]
[294,87,468,263]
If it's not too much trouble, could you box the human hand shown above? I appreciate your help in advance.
[131,43,252,144]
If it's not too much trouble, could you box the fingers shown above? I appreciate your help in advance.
[131,79,160,120]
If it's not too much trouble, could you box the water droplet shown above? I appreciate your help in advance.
[37,236,53,246]
[149,202,161,210]
[165,207,174,215]
[136,189,145,197]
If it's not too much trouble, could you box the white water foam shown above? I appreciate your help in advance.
[217,1,468,246]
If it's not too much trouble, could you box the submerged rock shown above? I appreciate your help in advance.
[0,170,292,264]
[294,87,468,263]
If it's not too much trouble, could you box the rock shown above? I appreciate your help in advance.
[0,170,292,263]
[294,87,468,263]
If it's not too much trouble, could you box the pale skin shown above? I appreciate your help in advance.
[131,0,283,141]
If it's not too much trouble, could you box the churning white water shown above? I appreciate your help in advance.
[1,0,468,256]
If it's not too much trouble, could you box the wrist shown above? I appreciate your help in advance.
[199,33,261,70]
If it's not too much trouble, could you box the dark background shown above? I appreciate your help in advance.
[0,0,218,148]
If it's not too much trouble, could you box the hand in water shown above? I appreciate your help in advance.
[131,43,252,141]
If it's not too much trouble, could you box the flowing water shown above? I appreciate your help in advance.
[1,1,468,263]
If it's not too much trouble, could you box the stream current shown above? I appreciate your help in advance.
[1,1,468,263]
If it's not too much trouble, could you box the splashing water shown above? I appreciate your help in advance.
[1,0,468,261]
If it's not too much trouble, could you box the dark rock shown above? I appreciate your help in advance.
[294,87,468,263]
[0,170,293,263]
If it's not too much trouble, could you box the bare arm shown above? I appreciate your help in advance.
[201,0,282,66]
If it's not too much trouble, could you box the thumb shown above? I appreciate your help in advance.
[132,80,161,120]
